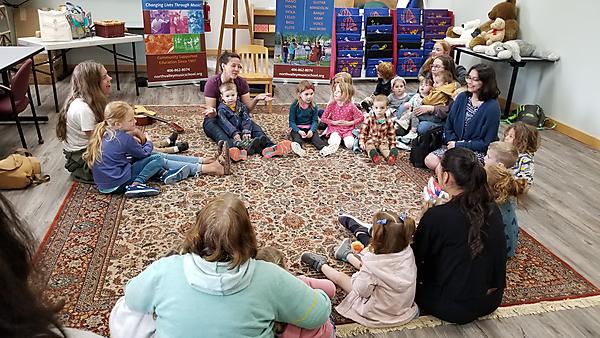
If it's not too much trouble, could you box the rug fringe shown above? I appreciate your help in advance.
[335,295,600,337]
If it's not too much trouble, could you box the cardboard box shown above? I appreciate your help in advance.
[14,6,40,38]
[29,53,63,85]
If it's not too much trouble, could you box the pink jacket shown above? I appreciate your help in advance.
[320,101,364,138]
[335,247,418,327]
[280,276,335,338]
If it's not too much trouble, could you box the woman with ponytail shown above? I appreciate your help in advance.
[56,61,112,183]
[412,147,507,324]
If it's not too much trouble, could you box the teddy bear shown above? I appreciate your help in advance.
[444,19,481,46]
[481,18,505,45]
[494,40,560,62]
[469,0,519,49]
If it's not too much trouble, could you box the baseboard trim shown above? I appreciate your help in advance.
[498,96,600,150]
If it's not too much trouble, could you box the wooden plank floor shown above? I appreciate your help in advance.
[1,67,599,337]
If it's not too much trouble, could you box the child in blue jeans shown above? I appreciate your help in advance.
[85,101,229,198]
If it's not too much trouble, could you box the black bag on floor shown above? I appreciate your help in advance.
[409,126,444,168]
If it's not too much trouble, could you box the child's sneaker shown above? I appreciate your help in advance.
[168,131,178,146]
[401,131,418,143]
[396,141,411,151]
[262,140,293,158]
[334,238,353,262]
[229,148,248,162]
[291,141,306,157]
[300,252,327,272]
[372,154,382,164]
[124,183,160,198]
[160,166,191,184]
[175,141,189,152]
[387,154,397,165]
[319,144,338,157]
[247,136,268,155]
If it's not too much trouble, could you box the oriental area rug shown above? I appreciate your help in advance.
[33,105,600,337]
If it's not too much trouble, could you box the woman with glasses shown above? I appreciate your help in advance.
[419,40,467,85]
[410,55,461,135]
[424,64,501,170]
[414,147,506,324]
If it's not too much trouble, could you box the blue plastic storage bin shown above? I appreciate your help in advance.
[364,8,389,18]
[366,58,393,67]
[336,33,361,41]
[337,41,364,50]
[336,7,360,16]
[398,49,424,58]
[397,57,423,77]
[337,49,364,58]
[366,24,393,34]
[423,9,449,19]
[397,8,421,24]
[336,16,362,32]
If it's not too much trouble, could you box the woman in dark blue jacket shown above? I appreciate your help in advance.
[424,64,501,170]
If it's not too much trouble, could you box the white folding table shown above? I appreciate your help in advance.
[18,34,144,112]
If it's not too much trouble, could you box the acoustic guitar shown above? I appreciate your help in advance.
[133,105,185,133]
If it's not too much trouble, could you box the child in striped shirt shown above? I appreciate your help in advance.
[503,122,540,186]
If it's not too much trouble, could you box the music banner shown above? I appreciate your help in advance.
[142,0,208,86]
[274,0,334,81]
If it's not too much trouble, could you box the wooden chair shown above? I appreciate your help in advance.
[237,45,273,113]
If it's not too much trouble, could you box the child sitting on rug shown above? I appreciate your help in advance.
[484,141,529,258]
[301,210,419,328]
[359,62,396,111]
[359,95,399,165]
[317,72,354,132]
[218,82,292,161]
[503,122,540,186]
[397,77,433,144]
[319,82,364,157]
[387,76,412,117]
[288,80,328,156]
[84,101,227,198]
[257,247,335,338]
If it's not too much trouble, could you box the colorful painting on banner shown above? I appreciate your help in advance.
[274,0,334,80]
[142,0,207,85]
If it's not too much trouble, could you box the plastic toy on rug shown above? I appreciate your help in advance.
[423,177,450,205]
[351,241,365,253]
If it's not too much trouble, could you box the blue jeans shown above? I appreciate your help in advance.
[113,154,164,192]
[203,117,274,148]
[154,152,199,176]
[417,121,443,135]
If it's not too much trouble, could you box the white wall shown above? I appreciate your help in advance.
[426,0,598,139]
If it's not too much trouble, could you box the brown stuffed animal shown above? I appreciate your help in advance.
[482,18,505,45]
[469,0,519,49]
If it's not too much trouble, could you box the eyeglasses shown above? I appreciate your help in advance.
[466,75,481,82]
[431,64,443,69]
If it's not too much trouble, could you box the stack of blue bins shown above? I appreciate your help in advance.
[423,9,452,57]
[336,8,364,77]
[364,8,393,77]
[396,8,423,77]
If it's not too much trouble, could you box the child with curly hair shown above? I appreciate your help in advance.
[503,122,540,185]
[360,62,396,111]
[484,141,529,257]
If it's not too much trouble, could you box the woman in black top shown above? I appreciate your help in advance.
[412,147,507,324]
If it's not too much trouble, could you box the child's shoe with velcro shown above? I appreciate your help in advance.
[300,252,327,272]
[124,183,160,198]
[334,238,353,262]
[160,166,191,184]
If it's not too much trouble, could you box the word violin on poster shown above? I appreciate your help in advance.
[274,0,334,81]
[142,0,208,86]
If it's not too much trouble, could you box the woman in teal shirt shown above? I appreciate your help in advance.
[121,193,332,337]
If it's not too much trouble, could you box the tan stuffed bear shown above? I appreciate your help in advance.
[482,18,505,45]
[469,0,519,49]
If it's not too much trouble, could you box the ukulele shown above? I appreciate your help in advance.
[133,105,185,133]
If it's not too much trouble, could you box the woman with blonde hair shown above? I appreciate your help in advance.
[120,193,331,337]
[419,40,467,85]
[56,61,112,183]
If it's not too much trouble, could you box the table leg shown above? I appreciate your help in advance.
[61,49,68,77]
[455,48,462,64]
[113,44,120,91]
[132,42,139,96]
[47,50,59,113]
[504,63,523,119]
[1,70,8,85]
[31,56,41,106]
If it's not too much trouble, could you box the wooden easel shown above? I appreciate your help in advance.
[0,5,12,46]
[216,0,254,71]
